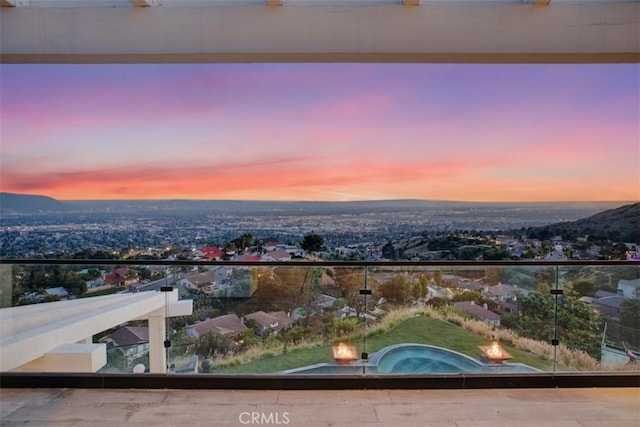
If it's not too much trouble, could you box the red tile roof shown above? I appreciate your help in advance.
[201,247,223,259]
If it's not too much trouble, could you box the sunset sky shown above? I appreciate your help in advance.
[1,63,638,202]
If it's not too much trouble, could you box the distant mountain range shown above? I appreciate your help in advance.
[0,193,473,214]
[0,192,74,214]
[525,202,640,243]
[0,192,631,215]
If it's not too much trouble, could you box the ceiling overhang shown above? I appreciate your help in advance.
[1,1,638,64]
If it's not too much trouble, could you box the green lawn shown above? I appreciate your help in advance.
[214,315,554,374]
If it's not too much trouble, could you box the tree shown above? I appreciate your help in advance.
[278,325,307,346]
[517,291,604,358]
[252,267,313,313]
[600,243,629,260]
[451,291,498,311]
[427,297,448,308]
[381,241,406,260]
[433,270,443,287]
[620,298,640,330]
[300,234,324,253]
[485,266,504,285]
[620,298,640,346]
[18,265,86,298]
[377,274,410,305]
[81,268,102,280]
[334,268,365,317]
[534,268,554,295]
[411,273,429,300]
[230,233,253,254]
[570,280,596,298]
[193,331,232,360]
[138,268,152,281]
[237,323,261,350]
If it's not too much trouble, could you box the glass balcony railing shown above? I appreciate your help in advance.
[1,259,638,383]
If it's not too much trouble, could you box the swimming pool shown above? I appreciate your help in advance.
[373,344,486,374]
[282,343,538,375]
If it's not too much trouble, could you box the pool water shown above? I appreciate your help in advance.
[374,344,485,373]
[282,343,538,375]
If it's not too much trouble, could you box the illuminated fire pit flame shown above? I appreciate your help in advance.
[487,341,505,358]
[479,341,513,363]
[332,342,357,362]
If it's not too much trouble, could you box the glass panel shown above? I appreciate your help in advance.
[1,260,638,377]
[192,264,349,375]
[556,264,640,372]
[359,264,559,375]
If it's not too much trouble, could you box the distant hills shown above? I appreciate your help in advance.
[1,194,453,214]
[525,202,640,243]
[0,192,631,215]
[0,192,73,214]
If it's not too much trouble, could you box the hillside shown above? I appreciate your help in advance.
[526,202,640,243]
[0,192,73,214]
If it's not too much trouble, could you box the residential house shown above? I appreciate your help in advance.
[180,271,216,293]
[245,311,294,336]
[627,251,640,261]
[483,283,528,302]
[592,291,627,321]
[508,242,527,258]
[200,246,224,261]
[100,325,149,363]
[442,275,468,288]
[186,314,247,339]
[318,294,337,309]
[85,277,105,290]
[104,267,130,287]
[545,249,567,261]
[44,286,70,300]
[262,249,292,262]
[457,280,485,292]
[493,298,519,315]
[454,301,501,326]
[586,246,602,259]
[276,244,305,257]
[617,278,640,299]
[262,239,279,252]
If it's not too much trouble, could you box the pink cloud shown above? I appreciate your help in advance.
[0,154,491,201]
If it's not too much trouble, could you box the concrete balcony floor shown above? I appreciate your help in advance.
[1,387,639,426]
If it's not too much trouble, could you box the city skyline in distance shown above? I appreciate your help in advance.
[1,63,638,203]
[1,191,634,215]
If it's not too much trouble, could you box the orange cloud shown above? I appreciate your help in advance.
[0,155,491,201]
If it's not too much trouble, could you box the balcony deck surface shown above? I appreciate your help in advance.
[1,387,639,426]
